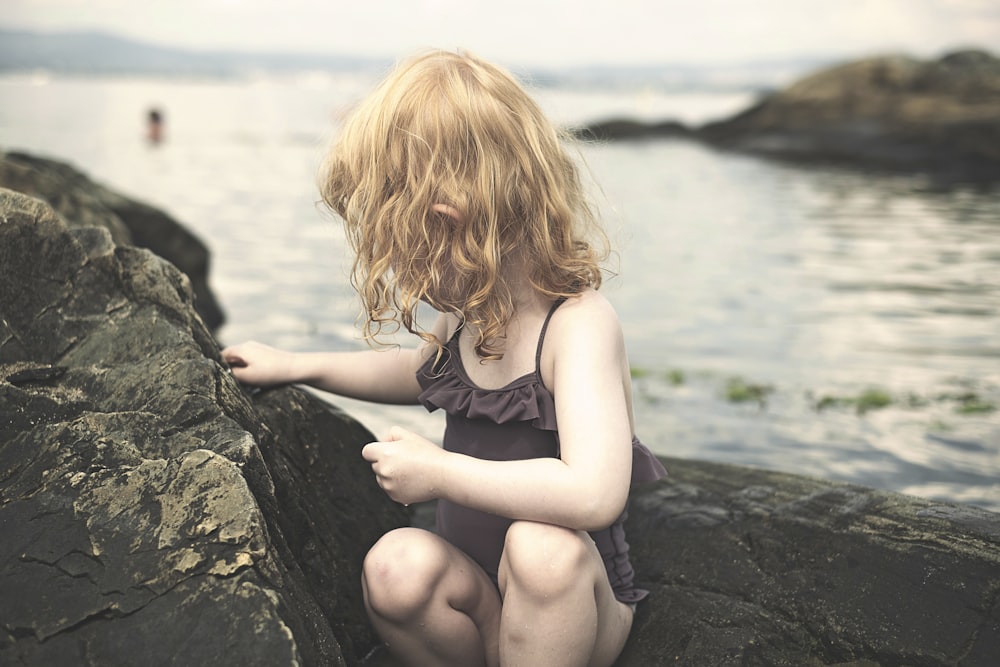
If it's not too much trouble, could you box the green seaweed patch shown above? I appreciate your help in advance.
[935,391,997,415]
[953,392,997,415]
[814,388,892,415]
[902,392,930,408]
[724,377,774,406]
[814,395,850,411]
[629,366,686,386]
[928,420,954,432]
[856,388,892,413]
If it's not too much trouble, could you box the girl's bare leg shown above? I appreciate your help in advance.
[362,527,502,667]
[497,521,634,667]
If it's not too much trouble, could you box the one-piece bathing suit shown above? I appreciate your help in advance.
[416,298,668,604]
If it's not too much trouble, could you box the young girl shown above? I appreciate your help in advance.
[222,49,666,667]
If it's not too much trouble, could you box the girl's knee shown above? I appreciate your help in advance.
[363,528,449,621]
[500,521,592,598]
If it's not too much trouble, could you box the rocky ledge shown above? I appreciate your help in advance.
[0,151,225,331]
[2,161,999,665]
[0,182,408,666]
[577,49,1000,184]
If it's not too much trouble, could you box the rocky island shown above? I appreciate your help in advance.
[577,49,1000,184]
[2,156,998,665]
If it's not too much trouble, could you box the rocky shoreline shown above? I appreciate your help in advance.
[2,157,999,665]
[574,49,1000,185]
[0,151,225,332]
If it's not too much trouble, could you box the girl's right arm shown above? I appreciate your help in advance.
[221,313,453,405]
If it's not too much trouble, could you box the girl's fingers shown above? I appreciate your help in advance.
[361,442,380,462]
[385,425,409,441]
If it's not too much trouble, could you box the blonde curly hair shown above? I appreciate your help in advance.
[320,49,609,359]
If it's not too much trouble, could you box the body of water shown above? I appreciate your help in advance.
[2,71,998,511]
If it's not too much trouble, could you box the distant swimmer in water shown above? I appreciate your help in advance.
[147,108,164,145]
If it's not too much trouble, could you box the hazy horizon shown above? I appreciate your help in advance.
[4,0,998,70]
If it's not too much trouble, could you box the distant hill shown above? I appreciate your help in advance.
[0,28,387,77]
[0,27,834,90]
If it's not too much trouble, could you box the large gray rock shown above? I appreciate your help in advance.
[570,119,692,142]
[620,459,1000,666]
[698,50,1000,182]
[575,49,1000,183]
[0,151,225,331]
[0,187,408,666]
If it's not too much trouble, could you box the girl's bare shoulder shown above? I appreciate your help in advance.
[557,288,619,321]
[548,289,624,347]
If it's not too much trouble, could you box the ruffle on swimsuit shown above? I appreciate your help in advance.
[419,369,558,432]
[417,357,667,485]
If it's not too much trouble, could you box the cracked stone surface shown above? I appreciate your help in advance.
[1,185,408,666]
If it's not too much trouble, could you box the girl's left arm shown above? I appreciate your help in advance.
[364,292,634,531]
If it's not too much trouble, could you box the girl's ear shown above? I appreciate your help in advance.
[431,203,464,223]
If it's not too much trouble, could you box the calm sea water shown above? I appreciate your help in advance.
[2,72,998,511]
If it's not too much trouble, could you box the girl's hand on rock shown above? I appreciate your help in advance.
[221,341,294,387]
[362,426,444,506]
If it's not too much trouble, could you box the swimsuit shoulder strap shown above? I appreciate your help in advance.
[534,297,567,370]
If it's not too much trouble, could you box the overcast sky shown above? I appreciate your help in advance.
[4,0,998,68]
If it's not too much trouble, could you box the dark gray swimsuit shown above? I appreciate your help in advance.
[416,298,667,604]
